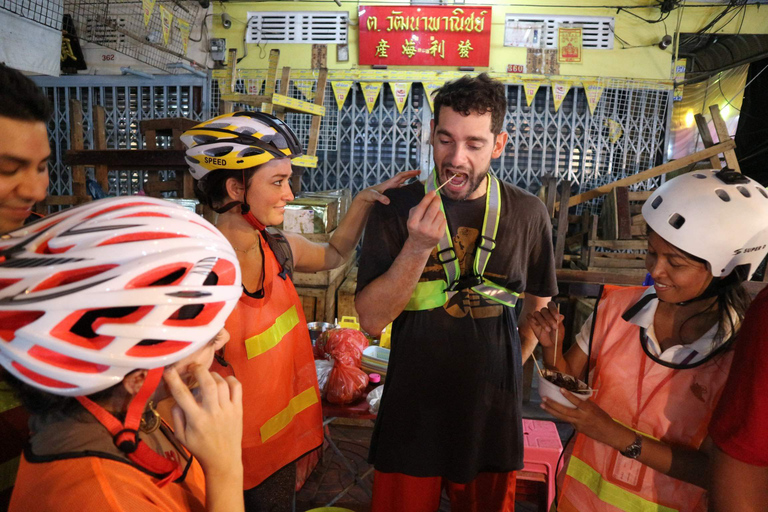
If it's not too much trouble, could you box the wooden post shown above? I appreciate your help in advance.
[694,113,722,169]
[542,174,558,218]
[307,45,328,159]
[708,105,741,173]
[599,187,631,240]
[261,49,280,115]
[93,106,110,194]
[275,66,292,121]
[69,99,88,204]
[553,181,572,268]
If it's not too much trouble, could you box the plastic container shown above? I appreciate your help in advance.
[307,321,336,345]
[361,345,389,378]
[537,368,593,409]
[338,316,360,330]
[379,322,392,349]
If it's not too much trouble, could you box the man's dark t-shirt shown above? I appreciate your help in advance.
[356,179,558,482]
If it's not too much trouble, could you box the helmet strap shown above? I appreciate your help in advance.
[240,169,266,231]
[76,367,183,487]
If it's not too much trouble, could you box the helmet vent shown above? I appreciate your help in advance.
[193,135,217,145]
[204,146,233,157]
[737,186,751,198]
[238,147,265,158]
[715,189,731,202]
[668,213,686,230]
[651,196,663,209]
[206,122,230,129]
[693,174,707,179]
[185,156,199,165]
[759,188,768,199]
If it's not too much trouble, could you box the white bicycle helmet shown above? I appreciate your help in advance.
[642,168,768,280]
[0,196,242,396]
[181,111,303,180]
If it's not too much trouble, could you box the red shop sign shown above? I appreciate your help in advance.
[358,5,492,67]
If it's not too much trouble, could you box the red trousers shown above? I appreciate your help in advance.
[371,470,517,512]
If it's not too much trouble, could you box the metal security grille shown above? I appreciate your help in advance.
[32,74,209,200]
[211,77,670,209]
[311,85,423,193]
[246,11,348,44]
[505,14,614,49]
[499,79,670,212]
[1,0,63,29]
[65,0,202,72]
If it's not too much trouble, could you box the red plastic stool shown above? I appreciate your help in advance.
[519,419,563,511]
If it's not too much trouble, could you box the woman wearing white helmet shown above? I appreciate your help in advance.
[0,197,244,512]
[182,111,417,509]
[528,169,768,512]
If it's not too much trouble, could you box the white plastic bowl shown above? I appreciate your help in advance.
[537,368,593,409]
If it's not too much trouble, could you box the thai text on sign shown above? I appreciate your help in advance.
[358,5,492,67]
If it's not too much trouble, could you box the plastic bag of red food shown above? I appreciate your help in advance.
[326,363,369,404]
[315,328,369,366]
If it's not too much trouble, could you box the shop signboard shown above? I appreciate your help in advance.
[358,5,492,67]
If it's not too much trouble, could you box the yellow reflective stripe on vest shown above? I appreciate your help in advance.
[245,305,300,359]
[405,280,449,311]
[260,387,319,442]
[0,456,20,493]
[566,456,678,512]
[0,382,21,414]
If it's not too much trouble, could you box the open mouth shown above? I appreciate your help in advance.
[443,171,469,189]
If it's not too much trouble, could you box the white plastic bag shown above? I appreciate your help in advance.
[315,359,333,396]
[366,385,384,415]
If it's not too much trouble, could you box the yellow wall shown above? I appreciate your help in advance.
[214,1,768,80]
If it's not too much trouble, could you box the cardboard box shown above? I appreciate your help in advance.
[301,189,351,222]
[282,197,339,234]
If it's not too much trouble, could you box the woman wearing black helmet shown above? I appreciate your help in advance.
[182,111,417,509]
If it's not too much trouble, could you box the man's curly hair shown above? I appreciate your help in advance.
[433,73,507,135]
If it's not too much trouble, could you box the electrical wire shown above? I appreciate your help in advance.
[679,1,748,49]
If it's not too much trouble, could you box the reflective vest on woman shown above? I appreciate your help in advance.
[220,231,323,490]
[559,286,733,512]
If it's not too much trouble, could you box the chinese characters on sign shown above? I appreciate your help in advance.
[358,6,492,67]
[558,27,582,63]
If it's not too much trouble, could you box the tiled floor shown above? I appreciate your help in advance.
[296,373,573,512]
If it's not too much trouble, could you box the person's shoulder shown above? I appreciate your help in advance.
[498,179,549,219]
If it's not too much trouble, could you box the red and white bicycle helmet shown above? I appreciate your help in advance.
[643,168,768,280]
[0,196,242,396]
[181,111,303,180]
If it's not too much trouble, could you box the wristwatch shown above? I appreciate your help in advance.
[620,433,643,459]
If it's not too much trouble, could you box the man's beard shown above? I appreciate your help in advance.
[438,164,490,201]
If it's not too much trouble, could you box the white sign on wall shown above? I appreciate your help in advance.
[504,22,544,48]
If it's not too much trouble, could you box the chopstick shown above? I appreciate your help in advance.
[553,303,560,368]
[435,173,459,192]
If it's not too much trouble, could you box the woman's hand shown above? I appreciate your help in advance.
[358,170,421,205]
[528,301,565,349]
[163,365,243,478]
[541,390,628,449]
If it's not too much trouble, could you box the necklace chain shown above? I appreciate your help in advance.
[231,233,260,253]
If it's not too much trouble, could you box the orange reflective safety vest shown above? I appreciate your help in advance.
[10,451,206,511]
[559,286,734,512]
[221,230,323,490]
